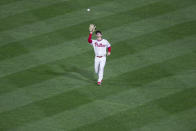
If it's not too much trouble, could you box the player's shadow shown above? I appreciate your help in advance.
[46,64,96,83]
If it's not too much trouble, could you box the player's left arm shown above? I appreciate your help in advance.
[107,40,111,56]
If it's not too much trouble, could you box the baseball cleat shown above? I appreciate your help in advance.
[97,82,101,85]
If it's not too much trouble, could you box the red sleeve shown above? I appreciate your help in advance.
[108,47,111,53]
[88,33,92,43]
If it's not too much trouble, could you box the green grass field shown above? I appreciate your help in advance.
[0,0,196,130]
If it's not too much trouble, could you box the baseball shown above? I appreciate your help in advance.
[87,8,90,12]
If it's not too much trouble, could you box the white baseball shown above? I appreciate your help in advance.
[87,8,90,12]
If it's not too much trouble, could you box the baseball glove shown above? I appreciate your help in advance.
[89,24,96,32]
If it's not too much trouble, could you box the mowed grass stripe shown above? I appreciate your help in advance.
[0,0,194,61]
[72,88,196,131]
[135,108,196,131]
[0,0,165,45]
[0,0,193,32]
[13,79,196,131]
[0,32,195,112]
[0,22,193,111]
[0,0,68,19]
[0,7,195,78]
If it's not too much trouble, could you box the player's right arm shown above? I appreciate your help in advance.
[88,32,93,43]
[88,24,96,44]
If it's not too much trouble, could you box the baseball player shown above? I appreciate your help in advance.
[88,24,111,85]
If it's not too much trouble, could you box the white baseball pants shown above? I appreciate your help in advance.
[94,56,106,82]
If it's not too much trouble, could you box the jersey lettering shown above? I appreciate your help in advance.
[95,42,106,47]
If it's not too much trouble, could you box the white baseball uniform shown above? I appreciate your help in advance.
[88,33,111,82]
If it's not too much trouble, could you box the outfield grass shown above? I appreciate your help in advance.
[0,0,196,130]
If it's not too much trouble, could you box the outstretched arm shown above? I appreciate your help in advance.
[88,32,93,43]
